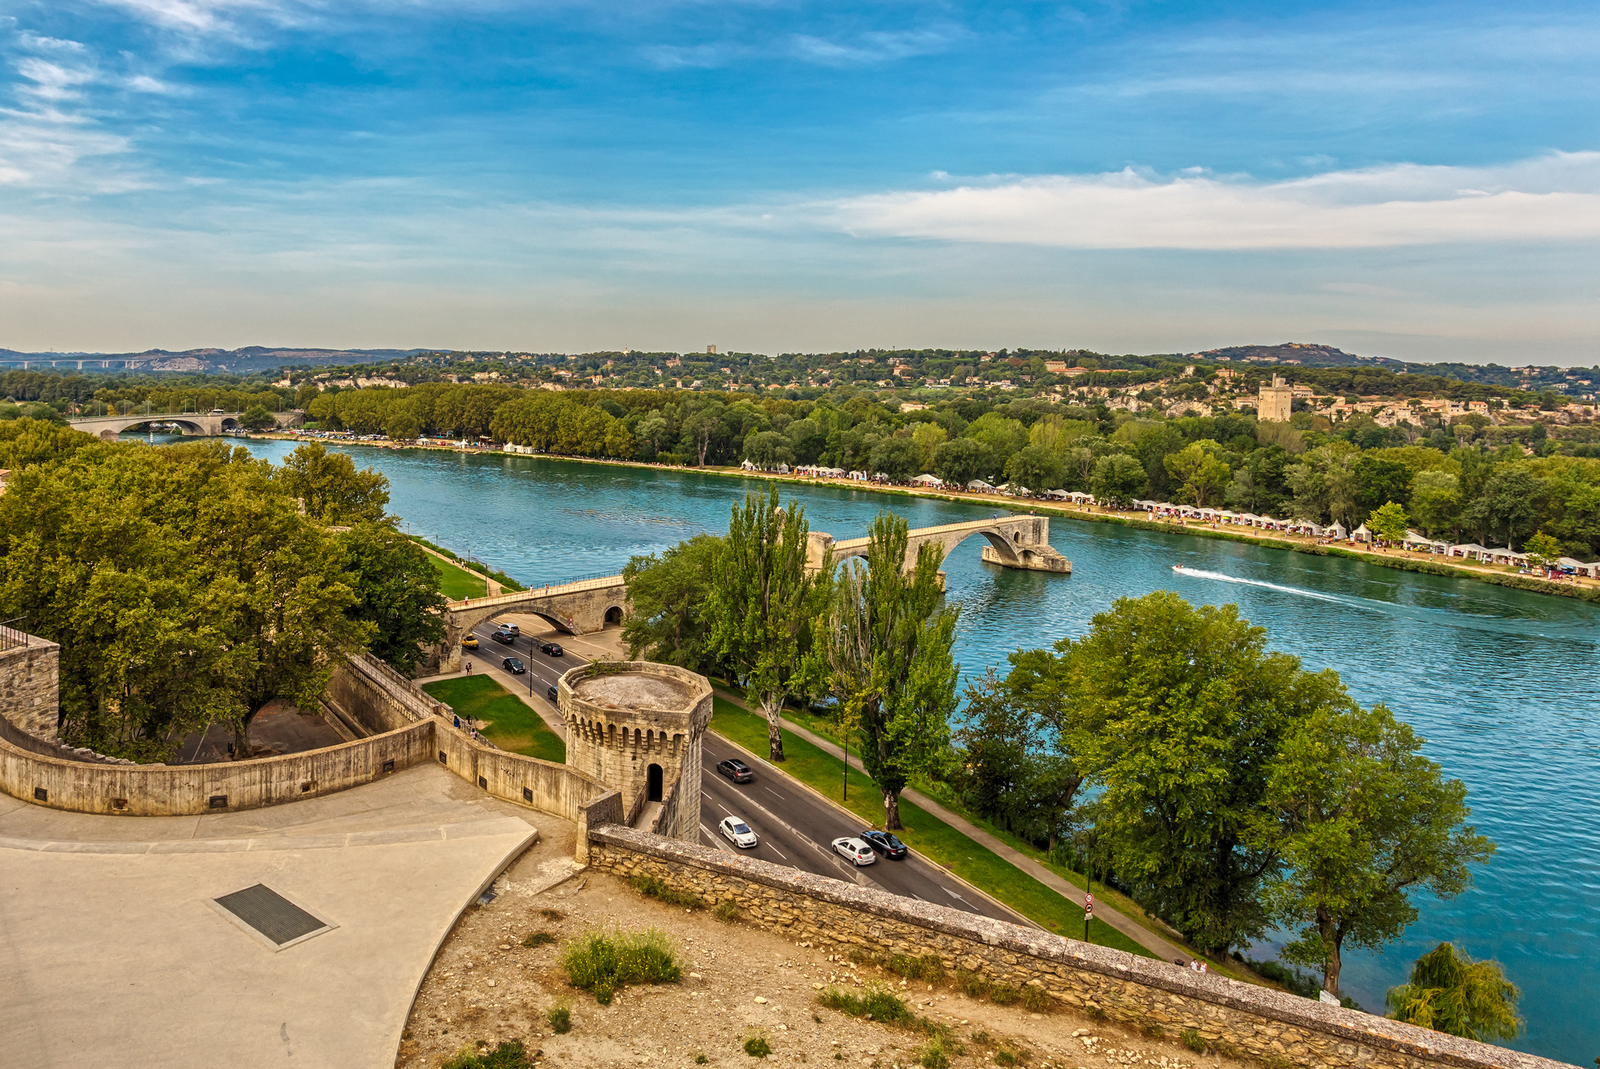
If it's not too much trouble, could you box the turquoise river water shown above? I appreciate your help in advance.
[225,438,1598,1059]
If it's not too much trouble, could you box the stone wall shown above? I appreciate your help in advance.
[0,637,60,742]
[586,825,1574,1069]
[0,720,436,816]
[433,714,609,825]
[326,652,442,734]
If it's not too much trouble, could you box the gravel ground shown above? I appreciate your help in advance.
[397,830,1252,1069]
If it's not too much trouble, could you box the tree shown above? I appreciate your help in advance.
[869,436,923,482]
[334,523,448,674]
[1387,943,1522,1041]
[1409,471,1461,539]
[621,534,723,675]
[238,404,276,432]
[276,441,390,525]
[1164,441,1231,507]
[1368,501,1411,544]
[707,488,831,761]
[1032,591,1348,954]
[1006,444,1065,493]
[933,437,994,486]
[1353,454,1414,520]
[823,513,960,829]
[1090,453,1147,507]
[955,668,1082,852]
[1263,703,1494,997]
[743,430,794,469]
[1521,529,1561,568]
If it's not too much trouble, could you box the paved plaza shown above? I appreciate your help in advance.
[0,764,555,1069]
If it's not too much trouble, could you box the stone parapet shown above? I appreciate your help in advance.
[585,824,1575,1069]
[0,637,61,742]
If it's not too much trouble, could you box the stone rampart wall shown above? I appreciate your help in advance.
[433,715,608,824]
[0,721,436,816]
[0,639,60,741]
[586,825,1574,1069]
[327,653,442,734]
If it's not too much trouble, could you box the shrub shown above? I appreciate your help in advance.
[816,985,914,1026]
[441,1039,532,1068]
[744,1032,773,1058]
[919,1034,961,1069]
[1020,984,1053,1013]
[994,1047,1022,1067]
[884,954,945,983]
[547,1001,572,1034]
[539,908,565,921]
[561,927,681,1002]
[694,1054,708,1065]
[988,983,1022,1006]
[630,873,703,909]
[1180,1028,1206,1054]
[715,899,741,922]
[522,931,557,948]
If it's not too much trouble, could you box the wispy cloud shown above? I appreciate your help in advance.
[826,153,1600,250]
[0,32,138,188]
[788,26,960,66]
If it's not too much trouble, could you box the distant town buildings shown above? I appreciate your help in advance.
[1258,375,1295,422]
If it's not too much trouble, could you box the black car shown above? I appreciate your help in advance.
[861,830,908,859]
[540,641,564,657]
[716,758,754,783]
[502,656,526,674]
[491,630,516,645]
[546,684,558,702]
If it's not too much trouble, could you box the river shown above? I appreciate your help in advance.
[223,437,1600,1060]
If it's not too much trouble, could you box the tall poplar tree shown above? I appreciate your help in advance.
[707,488,830,762]
[823,512,960,829]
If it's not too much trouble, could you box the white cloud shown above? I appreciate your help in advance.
[827,153,1600,250]
[789,27,958,66]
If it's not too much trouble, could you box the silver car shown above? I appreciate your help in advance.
[720,816,759,849]
[831,836,877,866]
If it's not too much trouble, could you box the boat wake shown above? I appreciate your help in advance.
[1170,566,1377,610]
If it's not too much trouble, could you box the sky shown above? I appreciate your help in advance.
[1,0,1598,362]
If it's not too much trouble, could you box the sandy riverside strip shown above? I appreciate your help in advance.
[710,687,1192,967]
[260,431,1600,605]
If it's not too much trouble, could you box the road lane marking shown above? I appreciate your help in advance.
[763,842,788,860]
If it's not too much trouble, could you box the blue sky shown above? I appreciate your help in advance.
[2,1,1598,360]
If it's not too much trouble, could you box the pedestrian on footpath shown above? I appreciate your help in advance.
[465,661,472,676]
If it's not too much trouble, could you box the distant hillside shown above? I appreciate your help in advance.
[1190,342,1597,394]
[0,346,422,374]
[1189,343,1407,370]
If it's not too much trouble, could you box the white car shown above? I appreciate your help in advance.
[832,836,877,866]
[720,816,759,849]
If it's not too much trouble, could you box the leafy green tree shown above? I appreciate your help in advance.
[743,430,794,469]
[1027,591,1348,954]
[1387,943,1522,1041]
[334,523,448,674]
[869,436,923,481]
[1368,500,1411,544]
[621,534,723,674]
[1353,454,1414,520]
[933,437,995,486]
[1287,443,1360,526]
[823,513,960,829]
[1521,529,1561,568]
[1465,465,1541,547]
[1164,441,1231,507]
[1006,444,1065,492]
[238,404,276,432]
[707,489,832,761]
[276,441,390,525]
[1263,703,1494,997]
[1408,471,1462,539]
[955,669,1082,852]
[1090,453,1147,507]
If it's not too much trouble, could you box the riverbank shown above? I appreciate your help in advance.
[260,431,1600,604]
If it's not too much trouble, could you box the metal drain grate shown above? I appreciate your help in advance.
[213,884,328,946]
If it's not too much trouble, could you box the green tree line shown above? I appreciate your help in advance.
[0,421,446,760]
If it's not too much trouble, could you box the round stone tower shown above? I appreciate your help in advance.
[557,660,712,842]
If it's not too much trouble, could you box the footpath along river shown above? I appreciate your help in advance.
[231,438,1598,1060]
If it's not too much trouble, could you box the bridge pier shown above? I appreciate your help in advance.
[811,514,1072,576]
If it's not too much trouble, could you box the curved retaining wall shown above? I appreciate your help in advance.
[588,824,1577,1069]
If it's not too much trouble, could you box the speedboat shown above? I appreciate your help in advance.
[1172,564,1185,572]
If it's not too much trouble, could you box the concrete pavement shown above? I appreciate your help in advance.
[0,764,549,1069]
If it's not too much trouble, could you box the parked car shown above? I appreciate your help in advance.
[502,657,526,674]
[496,622,520,635]
[491,630,516,645]
[831,836,877,866]
[540,641,564,657]
[861,830,908,860]
[460,634,479,649]
[716,758,754,783]
[720,816,759,848]
[545,684,558,702]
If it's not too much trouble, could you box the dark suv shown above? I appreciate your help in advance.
[502,656,526,674]
[491,630,516,645]
[540,641,564,657]
[716,758,754,783]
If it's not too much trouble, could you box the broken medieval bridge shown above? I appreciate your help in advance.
[433,514,1068,672]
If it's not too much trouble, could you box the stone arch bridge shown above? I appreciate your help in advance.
[808,515,1071,575]
[66,410,304,439]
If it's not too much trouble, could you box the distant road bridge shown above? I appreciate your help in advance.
[66,410,304,439]
[431,515,1067,672]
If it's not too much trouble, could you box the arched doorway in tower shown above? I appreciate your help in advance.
[604,605,624,627]
[646,763,664,802]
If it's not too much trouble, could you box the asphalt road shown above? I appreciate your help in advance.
[460,619,1027,927]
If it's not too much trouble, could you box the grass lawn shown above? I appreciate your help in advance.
[422,676,564,763]
[428,554,488,600]
[709,697,1152,958]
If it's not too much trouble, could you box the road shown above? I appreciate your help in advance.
[458,617,1028,927]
